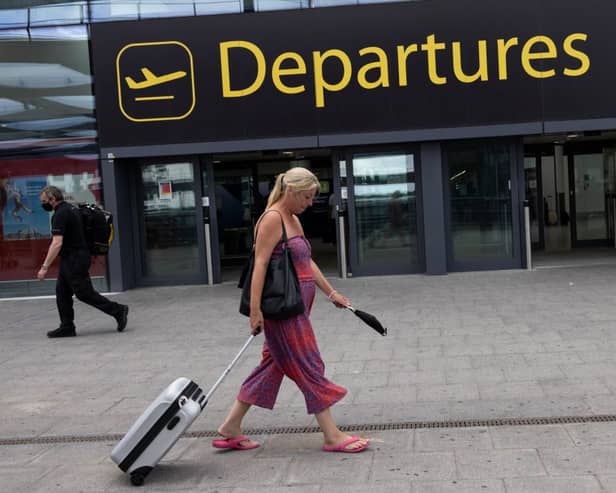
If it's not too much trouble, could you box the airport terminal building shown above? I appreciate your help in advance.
[1,0,616,297]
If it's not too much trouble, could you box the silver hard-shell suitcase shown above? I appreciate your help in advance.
[111,334,256,486]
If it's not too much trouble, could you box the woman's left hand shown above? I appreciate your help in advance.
[329,291,350,309]
[250,308,264,335]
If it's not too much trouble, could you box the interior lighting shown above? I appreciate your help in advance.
[450,170,467,181]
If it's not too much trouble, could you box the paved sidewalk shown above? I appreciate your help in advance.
[2,265,616,491]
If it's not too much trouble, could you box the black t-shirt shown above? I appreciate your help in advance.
[51,201,87,255]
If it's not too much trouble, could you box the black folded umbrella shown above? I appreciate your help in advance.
[346,306,387,336]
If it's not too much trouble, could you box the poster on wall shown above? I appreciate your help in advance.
[1,177,50,241]
[158,180,172,200]
[0,157,102,282]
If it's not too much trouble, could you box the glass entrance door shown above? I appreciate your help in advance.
[347,151,422,275]
[138,160,202,283]
[444,141,521,270]
[571,152,608,245]
[210,153,338,282]
[213,165,256,275]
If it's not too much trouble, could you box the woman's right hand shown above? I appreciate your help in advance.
[250,309,264,335]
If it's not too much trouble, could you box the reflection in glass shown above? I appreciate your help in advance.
[136,0,195,19]
[255,0,307,11]
[0,25,94,147]
[90,0,243,20]
[524,156,540,244]
[141,162,199,278]
[29,3,85,26]
[0,29,29,40]
[214,166,253,264]
[0,154,106,297]
[574,153,606,241]
[352,153,418,269]
[90,1,139,22]
[195,0,243,15]
[312,0,355,6]
[0,9,28,28]
[447,143,513,260]
[29,25,89,40]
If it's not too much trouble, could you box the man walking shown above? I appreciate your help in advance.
[37,186,129,338]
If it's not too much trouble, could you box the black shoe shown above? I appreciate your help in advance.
[47,327,76,338]
[116,305,129,332]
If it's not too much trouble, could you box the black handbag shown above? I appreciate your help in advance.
[238,211,305,320]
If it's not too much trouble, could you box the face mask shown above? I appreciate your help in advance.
[41,202,53,211]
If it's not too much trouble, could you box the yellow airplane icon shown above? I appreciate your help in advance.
[125,67,187,90]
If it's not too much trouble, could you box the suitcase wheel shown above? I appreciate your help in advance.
[130,467,152,486]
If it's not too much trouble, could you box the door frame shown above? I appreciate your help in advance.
[344,144,425,277]
[524,145,549,251]
[200,156,222,283]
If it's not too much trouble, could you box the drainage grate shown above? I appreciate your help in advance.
[2,414,616,446]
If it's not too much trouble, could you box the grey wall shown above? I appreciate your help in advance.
[420,142,447,275]
[101,158,136,291]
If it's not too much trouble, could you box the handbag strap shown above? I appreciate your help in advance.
[252,209,289,249]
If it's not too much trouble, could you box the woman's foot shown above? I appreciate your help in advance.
[214,425,259,450]
[212,435,260,450]
[322,434,369,453]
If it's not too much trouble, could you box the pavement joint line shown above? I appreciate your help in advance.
[0,292,119,302]
[3,414,616,446]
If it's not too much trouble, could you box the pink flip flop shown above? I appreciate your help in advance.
[322,436,370,453]
[212,435,260,450]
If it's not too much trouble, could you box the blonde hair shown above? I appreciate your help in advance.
[266,167,320,208]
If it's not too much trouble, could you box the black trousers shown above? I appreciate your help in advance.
[56,250,121,329]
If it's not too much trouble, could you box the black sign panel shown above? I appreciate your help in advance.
[90,0,616,149]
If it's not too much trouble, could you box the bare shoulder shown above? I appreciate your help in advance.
[259,209,283,226]
[256,210,283,239]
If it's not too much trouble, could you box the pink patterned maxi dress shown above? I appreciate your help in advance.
[237,236,347,414]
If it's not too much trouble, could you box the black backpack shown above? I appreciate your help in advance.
[76,203,114,255]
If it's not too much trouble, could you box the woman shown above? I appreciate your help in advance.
[213,167,369,453]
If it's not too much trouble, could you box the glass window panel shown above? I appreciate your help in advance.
[0,154,106,297]
[0,29,29,40]
[138,0,196,19]
[0,26,94,145]
[29,3,85,25]
[90,1,138,21]
[312,0,356,6]
[447,143,514,260]
[0,98,27,118]
[195,0,243,14]
[352,153,419,269]
[574,153,606,241]
[214,166,253,262]
[255,0,306,11]
[141,162,199,278]
[0,9,28,28]
[28,25,88,40]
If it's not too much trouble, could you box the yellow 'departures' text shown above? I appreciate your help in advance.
[219,33,590,108]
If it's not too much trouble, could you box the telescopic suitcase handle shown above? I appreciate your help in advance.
[200,332,258,409]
